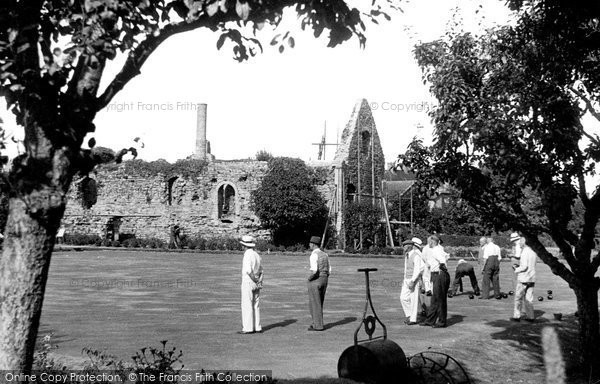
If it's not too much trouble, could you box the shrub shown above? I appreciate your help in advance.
[252,157,328,246]
[64,233,102,246]
[33,334,65,372]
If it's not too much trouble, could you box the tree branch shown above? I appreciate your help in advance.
[549,219,580,274]
[524,232,579,287]
[96,0,300,110]
[578,171,590,207]
[571,86,600,126]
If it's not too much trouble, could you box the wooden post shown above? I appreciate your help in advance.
[371,124,375,206]
[381,196,395,247]
[410,186,414,234]
[357,130,362,249]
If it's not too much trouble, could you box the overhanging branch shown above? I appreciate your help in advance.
[525,232,579,287]
[96,0,300,110]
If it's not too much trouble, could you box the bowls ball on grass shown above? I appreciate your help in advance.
[547,294,553,300]
[509,290,514,295]
[538,296,544,301]
[547,290,553,295]
[502,293,508,299]
[468,294,474,299]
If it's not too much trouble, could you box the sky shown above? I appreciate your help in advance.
[0,0,514,166]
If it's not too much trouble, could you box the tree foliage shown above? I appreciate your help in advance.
[403,0,600,373]
[252,157,328,246]
[255,149,273,162]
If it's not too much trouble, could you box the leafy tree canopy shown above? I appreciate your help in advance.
[252,157,328,246]
[402,0,600,372]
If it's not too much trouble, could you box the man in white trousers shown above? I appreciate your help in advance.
[400,237,425,325]
[239,235,263,334]
[511,235,537,322]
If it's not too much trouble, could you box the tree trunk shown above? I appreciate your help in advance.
[0,192,64,371]
[573,281,600,379]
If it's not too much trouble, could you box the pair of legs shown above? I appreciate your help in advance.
[481,257,500,298]
[308,276,328,330]
[425,269,450,326]
[452,269,480,295]
[400,280,421,323]
[241,282,261,332]
[513,282,535,320]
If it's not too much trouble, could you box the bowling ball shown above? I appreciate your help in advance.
[502,293,508,298]
[547,295,553,300]
[538,296,544,301]
[509,290,514,295]
[496,295,502,300]
[469,294,474,299]
[547,290,553,295]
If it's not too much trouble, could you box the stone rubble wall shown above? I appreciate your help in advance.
[63,160,271,242]
[63,160,337,243]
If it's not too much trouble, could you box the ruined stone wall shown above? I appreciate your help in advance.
[63,160,270,242]
[63,159,338,243]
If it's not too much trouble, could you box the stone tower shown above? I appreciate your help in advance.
[194,103,213,161]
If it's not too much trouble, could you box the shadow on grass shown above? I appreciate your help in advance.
[447,314,465,326]
[262,319,298,332]
[486,312,586,383]
[324,317,357,330]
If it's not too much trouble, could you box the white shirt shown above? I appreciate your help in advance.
[515,246,537,283]
[242,249,262,283]
[309,248,332,273]
[483,242,501,260]
[423,244,448,273]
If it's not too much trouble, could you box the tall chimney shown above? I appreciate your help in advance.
[195,103,208,160]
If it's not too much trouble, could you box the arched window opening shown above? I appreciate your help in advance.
[167,176,178,206]
[218,183,236,222]
[79,177,97,209]
[361,131,371,154]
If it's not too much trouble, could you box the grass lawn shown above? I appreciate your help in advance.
[40,250,587,383]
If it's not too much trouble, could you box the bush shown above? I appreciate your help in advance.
[252,157,328,246]
[64,233,102,246]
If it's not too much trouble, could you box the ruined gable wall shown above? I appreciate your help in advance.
[334,99,385,198]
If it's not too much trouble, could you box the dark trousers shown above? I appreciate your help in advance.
[452,268,480,295]
[481,256,500,298]
[426,268,450,325]
[307,275,328,330]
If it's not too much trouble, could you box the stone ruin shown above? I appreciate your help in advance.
[62,99,385,247]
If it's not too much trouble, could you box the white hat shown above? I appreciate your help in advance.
[458,259,466,264]
[509,232,521,243]
[411,237,423,247]
[239,235,256,248]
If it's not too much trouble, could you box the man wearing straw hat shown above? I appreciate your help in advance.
[400,237,425,325]
[307,236,331,331]
[511,235,538,322]
[509,232,522,295]
[239,235,263,334]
